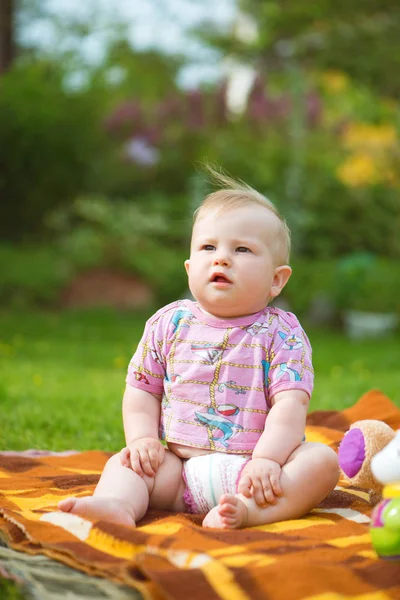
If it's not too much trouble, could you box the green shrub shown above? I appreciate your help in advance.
[103,71,400,262]
[281,256,400,320]
[51,194,190,303]
[333,254,400,314]
[0,62,108,241]
[0,243,72,307]
[0,579,25,600]
[281,259,337,317]
[0,192,192,309]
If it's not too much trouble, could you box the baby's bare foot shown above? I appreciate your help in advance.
[202,494,248,529]
[58,497,136,527]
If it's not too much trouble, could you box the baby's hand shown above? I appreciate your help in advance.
[238,458,283,507]
[120,437,165,478]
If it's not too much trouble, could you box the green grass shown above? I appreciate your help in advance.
[0,308,399,452]
[0,308,148,451]
[0,308,399,600]
[0,579,25,600]
[310,327,400,410]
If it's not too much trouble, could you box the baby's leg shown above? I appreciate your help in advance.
[58,450,185,526]
[203,442,339,529]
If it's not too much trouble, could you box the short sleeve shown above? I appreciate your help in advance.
[267,315,314,400]
[125,310,168,395]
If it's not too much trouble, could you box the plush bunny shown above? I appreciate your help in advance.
[369,429,400,559]
[338,420,396,505]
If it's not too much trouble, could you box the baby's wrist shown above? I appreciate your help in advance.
[126,435,160,445]
[251,453,282,466]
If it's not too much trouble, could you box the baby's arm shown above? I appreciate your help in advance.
[238,390,309,506]
[253,390,309,463]
[120,384,165,478]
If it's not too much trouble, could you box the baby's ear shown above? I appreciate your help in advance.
[184,259,190,275]
[270,265,292,299]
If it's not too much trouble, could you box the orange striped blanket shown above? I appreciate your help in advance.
[1,390,400,600]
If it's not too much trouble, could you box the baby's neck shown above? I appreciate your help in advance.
[196,303,266,321]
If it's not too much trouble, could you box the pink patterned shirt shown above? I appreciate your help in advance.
[126,300,314,455]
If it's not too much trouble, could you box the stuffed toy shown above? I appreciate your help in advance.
[338,419,395,505]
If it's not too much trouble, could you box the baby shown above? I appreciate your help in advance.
[59,171,339,529]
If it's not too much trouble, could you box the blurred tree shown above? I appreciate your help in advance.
[0,1,187,241]
[96,40,183,104]
[11,0,184,109]
[199,0,400,97]
[0,61,110,241]
[0,0,15,72]
[15,0,127,69]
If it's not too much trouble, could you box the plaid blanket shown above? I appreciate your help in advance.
[1,389,400,600]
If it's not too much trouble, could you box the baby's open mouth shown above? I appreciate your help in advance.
[211,274,231,283]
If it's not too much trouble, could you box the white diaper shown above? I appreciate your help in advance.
[182,453,251,514]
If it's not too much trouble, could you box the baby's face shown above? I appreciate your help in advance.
[185,205,290,319]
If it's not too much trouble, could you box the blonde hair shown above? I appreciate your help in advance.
[193,167,291,265]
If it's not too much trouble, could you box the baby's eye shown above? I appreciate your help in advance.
[201,244,215,251]
[236,246,251,253]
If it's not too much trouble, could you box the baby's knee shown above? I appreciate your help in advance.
[105,452,124,469]
[104,452,138,477]
[311,444,340,486]
[150,452,185,510]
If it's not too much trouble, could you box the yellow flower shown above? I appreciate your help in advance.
[381,98,398,113]
[383,167,400,187]
[361,369,371,380]
[336,153,379,187]
[12,334,24,347]
[320,70,349,93]
[113,356,126,369]
[33,374,43,387]
[0,342,14,357]
[330,365,343,379]
[350,360,364,373]
[342,123,397,152]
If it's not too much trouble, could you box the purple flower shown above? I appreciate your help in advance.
[247,75,269,123]
[104,101,143,135]
[155,95,184,125]
[306,91,322,127]
[124,136,160,166]
[273,94,292,120]
[185,89,206,130]
[247,75,283,124]
[213,80,228,126]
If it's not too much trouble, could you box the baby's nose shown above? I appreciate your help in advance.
[213,254,230,266]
